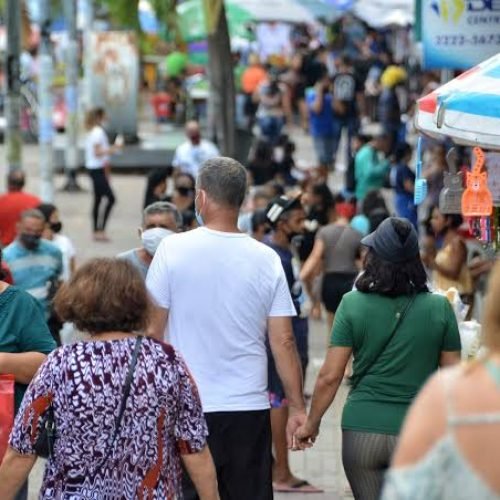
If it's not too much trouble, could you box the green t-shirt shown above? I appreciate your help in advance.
[0,286,57,411]
[331,291,461,435]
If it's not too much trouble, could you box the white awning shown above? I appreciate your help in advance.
[229,0,316,24]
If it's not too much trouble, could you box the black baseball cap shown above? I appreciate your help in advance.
[361,217,419,263]
[266,193,302,225]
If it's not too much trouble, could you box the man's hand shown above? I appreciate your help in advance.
[293,419,320,451]
[286,409,308,450]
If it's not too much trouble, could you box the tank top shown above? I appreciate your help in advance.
[382,367,500,500]
[433,242,473,295]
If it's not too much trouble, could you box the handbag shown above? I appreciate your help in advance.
[349,294,417,390]
[0,374,15,461]
[34,336,143,459]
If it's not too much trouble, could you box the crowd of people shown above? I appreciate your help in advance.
[0,12,499,500]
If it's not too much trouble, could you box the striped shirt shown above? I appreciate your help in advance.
[3,239,63,317]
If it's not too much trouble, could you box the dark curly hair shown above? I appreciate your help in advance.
[356,249,429,297]
[54,258,151,334]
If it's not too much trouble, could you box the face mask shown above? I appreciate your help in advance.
[141,228,174,256]
[195,192,205,227]
[273,147,285,163]
[189,134,201,145]
[20,233,41,251]
[50,222,62,234]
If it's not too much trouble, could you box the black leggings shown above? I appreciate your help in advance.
[89,169,115,232]
[342,430,398,500]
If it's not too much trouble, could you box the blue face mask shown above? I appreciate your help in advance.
[195,192,204,227]
[195,211,204,227]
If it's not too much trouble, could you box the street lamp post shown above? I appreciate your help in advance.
[5,0,22,173]
[63,0,81,191]
[38,0,55,202]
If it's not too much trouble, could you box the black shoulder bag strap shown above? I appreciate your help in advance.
[350,294,417,390]
[102,335,143,462]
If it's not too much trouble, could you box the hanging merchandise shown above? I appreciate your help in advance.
[414,137,427,206]
[462,147,493,217]
[439,147,464,215]
[462,147,493,244]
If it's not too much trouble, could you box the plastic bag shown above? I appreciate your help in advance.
[458,320,482,361]
[0,374,15,461]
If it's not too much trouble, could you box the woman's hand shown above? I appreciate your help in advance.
[293,420,319,451]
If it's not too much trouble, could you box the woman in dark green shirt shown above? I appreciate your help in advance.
[295,218,461,500]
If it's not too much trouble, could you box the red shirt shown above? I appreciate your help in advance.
[1,262,13,284]
[151,92,173,119]
[0,191,41,246]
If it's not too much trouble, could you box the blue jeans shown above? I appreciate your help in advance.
[333,116,359,163]
[258,116,284,144]
[313,135,336,168]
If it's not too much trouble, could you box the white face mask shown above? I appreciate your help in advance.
[273,147,285,163]
[141,227,175,256]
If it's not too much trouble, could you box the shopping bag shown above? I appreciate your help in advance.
[0,374,15,461]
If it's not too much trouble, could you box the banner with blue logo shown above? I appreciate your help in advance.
[422,0,500,69]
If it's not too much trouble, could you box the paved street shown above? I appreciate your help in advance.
[0,127,350,499]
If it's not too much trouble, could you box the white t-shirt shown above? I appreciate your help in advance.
[146,227,296,412]
[52,234,76,282]
[172,140,220,177]
[85,126,110,170]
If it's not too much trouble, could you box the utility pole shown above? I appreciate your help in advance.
[5,0,22,172]
[62,0,81,191]
[82,0,94,111]
[38,0,55,202]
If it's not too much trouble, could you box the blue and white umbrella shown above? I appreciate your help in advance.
[416,53,500,151]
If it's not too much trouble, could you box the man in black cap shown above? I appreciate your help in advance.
[264,194,321,493]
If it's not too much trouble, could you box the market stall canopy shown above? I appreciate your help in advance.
[229,0,316,24]
[177,0,254,42]
[295,0,342,23]
[353,0,414,27]
[416,53,500,151]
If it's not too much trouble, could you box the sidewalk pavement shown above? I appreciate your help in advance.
[0,125,350,499]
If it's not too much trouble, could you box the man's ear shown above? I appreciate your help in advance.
[138,227,143,239]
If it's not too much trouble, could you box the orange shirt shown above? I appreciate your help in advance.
[0,191,41,246]
[241,66,267,94]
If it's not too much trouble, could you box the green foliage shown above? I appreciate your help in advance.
[95,0,141,30]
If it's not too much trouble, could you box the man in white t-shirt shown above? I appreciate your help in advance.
[147,157,306,500]
[172,121,220,178]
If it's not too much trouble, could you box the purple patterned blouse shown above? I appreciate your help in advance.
[10,337,208,499]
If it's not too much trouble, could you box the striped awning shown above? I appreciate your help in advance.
[416,53,500,150]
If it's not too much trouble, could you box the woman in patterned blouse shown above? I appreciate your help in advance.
[0,258,218,500]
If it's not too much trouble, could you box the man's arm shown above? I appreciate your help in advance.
[268,316,306,448]
[148,306,169,341]
[0,352,47,384]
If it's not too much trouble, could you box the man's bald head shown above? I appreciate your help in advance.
[7,170,26,192]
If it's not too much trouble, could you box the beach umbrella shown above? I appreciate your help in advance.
[177,0,254,42]
[416,53,500,150]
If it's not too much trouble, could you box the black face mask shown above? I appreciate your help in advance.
[20,233,41,250]
[50,222,62,234]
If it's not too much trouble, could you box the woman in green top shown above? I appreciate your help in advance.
[295,218,462,500]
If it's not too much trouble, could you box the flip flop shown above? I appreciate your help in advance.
[273,480,324,493]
